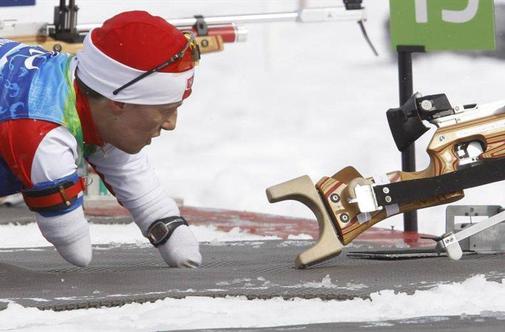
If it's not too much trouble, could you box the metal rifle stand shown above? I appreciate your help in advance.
[439,205,505,260]
[397,45,425,232]
[50,0,83,43]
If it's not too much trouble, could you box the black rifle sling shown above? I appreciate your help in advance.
[373,157,505,207]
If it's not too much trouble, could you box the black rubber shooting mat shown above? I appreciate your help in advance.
[1,240,504,311]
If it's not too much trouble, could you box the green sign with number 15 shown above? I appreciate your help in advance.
[390,0,495,51]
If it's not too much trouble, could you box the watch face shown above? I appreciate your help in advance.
[149,222,169,244]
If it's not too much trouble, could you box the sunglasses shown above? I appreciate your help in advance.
[112,32,200,96]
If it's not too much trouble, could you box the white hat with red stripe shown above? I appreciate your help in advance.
[76,11,196,105]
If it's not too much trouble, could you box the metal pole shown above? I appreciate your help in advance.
[398,49,418,232]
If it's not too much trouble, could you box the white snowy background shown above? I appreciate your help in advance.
[2,0,505,330]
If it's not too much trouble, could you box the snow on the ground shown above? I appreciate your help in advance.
[0,221,503,330]
[1,275,504,331]
[0,223,280,249]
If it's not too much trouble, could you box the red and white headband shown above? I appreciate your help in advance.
[76,30,194,105]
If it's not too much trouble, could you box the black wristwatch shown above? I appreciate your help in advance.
[146,216,188,247]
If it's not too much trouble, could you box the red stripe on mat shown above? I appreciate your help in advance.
[83,199,434,247]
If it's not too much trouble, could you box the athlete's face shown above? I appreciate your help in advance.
[102,101,181,154]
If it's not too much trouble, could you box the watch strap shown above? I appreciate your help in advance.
[146,216,188,247]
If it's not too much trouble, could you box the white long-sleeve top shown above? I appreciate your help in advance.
[28,124,178,235]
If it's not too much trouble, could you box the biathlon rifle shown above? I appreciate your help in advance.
[267,93,505,268]
[0,0,377,56]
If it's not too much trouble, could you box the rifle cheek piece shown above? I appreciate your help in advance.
[387,93,454,152]
[386,93,430,152]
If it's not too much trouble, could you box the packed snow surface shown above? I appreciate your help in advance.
[1,275,505,331]
[1,223,504,331]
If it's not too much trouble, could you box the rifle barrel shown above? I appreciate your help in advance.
[0,7,364,42]
[67,7,365,32]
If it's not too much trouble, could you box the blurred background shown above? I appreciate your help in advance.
[2,0,505,235]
